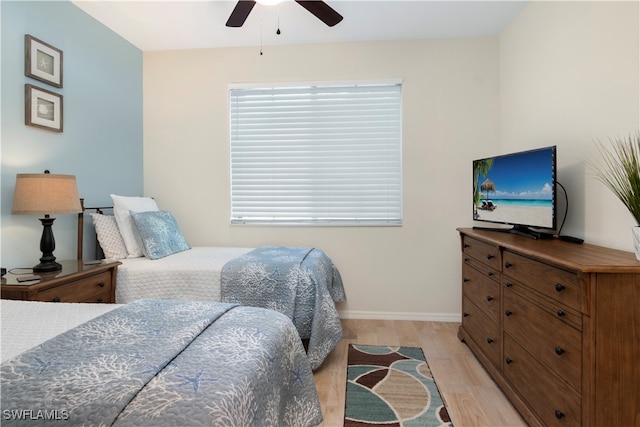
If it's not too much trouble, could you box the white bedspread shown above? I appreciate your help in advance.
[1,300,120,362]
[116,246,252,303]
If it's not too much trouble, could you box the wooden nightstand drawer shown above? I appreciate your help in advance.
[503,250,585,312]
[82,291,111,304]
[1,260,119,304]
[36,271,113,303]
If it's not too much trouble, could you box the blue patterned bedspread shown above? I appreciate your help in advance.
[221,246,346,370]
[0,299,322,426]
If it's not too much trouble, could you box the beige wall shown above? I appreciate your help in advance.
[143,0,639,319]
[143,38,501,320]
[499,1,640,249]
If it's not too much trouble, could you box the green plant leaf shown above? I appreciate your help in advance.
[588,131,640,225]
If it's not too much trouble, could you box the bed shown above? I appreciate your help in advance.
[1,299,323,426]
[77,195,346,370]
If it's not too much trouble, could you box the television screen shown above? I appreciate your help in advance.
[473,146,557,234]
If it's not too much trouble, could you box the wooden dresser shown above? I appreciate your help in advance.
[1,260,120,303]
[457,228,640,427]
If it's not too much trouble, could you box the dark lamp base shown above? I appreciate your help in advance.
[34,216,62,273]
[33,260,62,273]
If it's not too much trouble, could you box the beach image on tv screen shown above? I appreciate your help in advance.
[473,148,554,229]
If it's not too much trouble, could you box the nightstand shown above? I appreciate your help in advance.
[1,260,120,303]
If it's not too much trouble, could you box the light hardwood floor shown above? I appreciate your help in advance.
[313,319,527,427]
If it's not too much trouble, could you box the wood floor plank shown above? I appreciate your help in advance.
[313,319,526,427]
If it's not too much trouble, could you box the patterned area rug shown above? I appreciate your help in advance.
[344,344,453,426]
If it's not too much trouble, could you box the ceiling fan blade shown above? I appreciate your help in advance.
[226,1,256,27]
[295,1,343,27]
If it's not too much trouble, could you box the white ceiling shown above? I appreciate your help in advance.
[71,0,528,51]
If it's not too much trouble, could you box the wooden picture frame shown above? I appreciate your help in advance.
[25,34,63,88]
[25,84,63,132]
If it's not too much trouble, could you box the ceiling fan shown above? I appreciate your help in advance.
[226,0,343,28]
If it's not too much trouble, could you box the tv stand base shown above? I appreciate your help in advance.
[472,225,555,240]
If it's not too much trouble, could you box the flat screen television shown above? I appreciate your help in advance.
[473,146,557,239]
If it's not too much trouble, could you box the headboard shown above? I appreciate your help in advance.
[77,198,113,260]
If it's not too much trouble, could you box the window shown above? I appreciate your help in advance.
[229,80,402,225]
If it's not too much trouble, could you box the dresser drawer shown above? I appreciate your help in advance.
[462,235,501,270]
[462,296,501,369]
[462,262,500,321]
[503,250,585,312]
[504,277,582,330]
[504,335,581,427]
[36,271,113,303]
[503,286,582,391]
[463,255,500,283]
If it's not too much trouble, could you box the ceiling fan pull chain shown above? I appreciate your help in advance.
[277,5,281,35]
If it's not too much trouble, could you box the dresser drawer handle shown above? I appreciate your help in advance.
[554,410,565,420]
[463,278,470,283]
[487,338,494,344]
[555,283,566,292]
[486,295,494,302]
[505,357,513,364]
[464,257,470,263]
[97,282,105,288]
[504,262,512,268]
[554,346,565,355]
[486,254,495,260]
[487,271,494,277]
[463,244,470,249]
[504,282,513,288]
[52,297,61,303]
[505,310,513,317]
[556,309,566,317]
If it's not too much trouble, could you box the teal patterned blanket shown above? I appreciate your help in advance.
[1,299,322,426]
[221,246,346,370]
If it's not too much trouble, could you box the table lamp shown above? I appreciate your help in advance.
[12,171,82,272]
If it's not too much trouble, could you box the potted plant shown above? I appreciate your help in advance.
[589,131,640,259]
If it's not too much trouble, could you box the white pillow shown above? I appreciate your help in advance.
[91,213,128,260]
[111,194,159,258]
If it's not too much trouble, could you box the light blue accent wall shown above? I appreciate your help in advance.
[1,1,143,267]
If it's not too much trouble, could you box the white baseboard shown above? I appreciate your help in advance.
[337,309,461,323]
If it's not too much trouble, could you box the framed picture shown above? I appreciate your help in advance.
[25,34,63,88]
[25,84,63,132]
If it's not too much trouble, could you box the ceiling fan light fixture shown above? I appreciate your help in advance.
[256,0,285,6]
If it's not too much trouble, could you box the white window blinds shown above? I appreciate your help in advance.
[229,81,402,225]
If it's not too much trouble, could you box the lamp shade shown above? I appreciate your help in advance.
[12,173,82,215]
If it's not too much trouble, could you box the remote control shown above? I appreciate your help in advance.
[559,235,584,244]
[16,275,41,282]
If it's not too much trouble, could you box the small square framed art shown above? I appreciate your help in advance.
[25,34,63,88]
[25,84,63,133]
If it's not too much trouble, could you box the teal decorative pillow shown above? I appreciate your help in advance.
[130,211,191,260]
